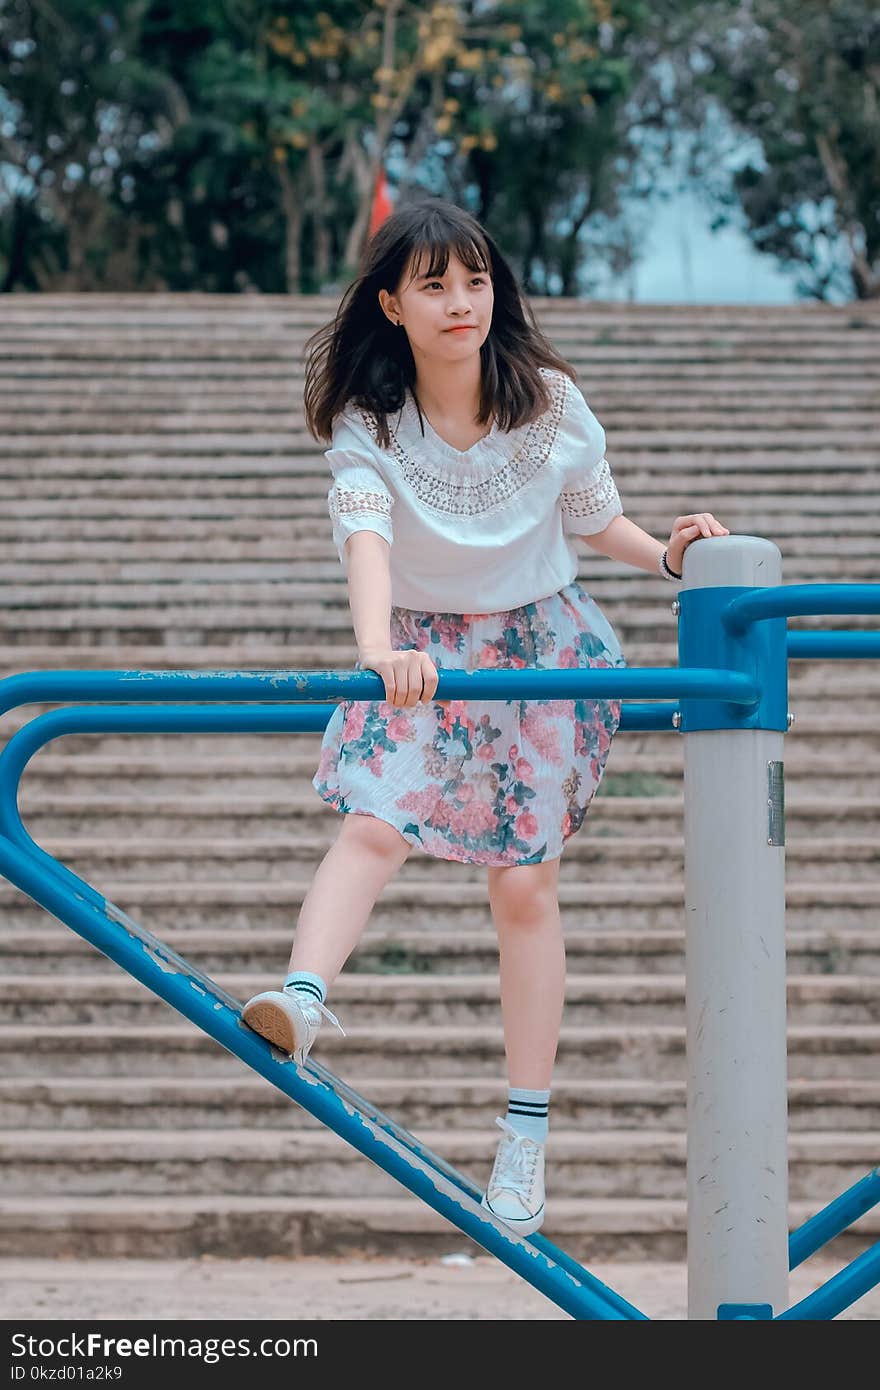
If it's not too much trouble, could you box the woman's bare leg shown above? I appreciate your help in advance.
[287,813,412,986]
[486,858,565,1090]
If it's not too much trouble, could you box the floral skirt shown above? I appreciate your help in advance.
[312,580,626,866]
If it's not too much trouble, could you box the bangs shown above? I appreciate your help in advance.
[405,227,491,286]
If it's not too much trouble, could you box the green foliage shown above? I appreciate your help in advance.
[598,771,679,797]
[637,0,880,300]
[1,1,876,297]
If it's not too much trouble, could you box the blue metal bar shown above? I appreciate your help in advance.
[0,831,645,1321]
[619,702,679,730]
[777,1241,880,1321]
[724,583,880,636]
[4,644,880,1314]
[789,1169,880,1269]
[0,665,760,718]
[787,631,880,660]
[0,706,648,1321]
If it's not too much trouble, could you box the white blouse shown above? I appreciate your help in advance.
[323,365,623,612]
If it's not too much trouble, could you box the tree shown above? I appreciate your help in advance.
[627,0,880,300]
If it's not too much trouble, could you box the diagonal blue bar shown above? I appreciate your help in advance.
[788,1169,880,1269]
[778,1240,880,1320]
[0,830,645,1321]
[0,700,649,1321]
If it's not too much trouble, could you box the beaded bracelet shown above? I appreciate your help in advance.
[659,548,682,581]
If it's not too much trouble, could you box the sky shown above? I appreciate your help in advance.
[591,183,806,304]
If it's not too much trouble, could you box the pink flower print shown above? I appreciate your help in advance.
[430,799,452,830]
[516,809,539,839]
[342,703,366,741]
[439,699,470,734]
[515,757,534,779]
[386,714,416,743]
[458,784,475,803]
[521,708,563,764]
[396,786,443,818]
[460,800,497,836]
[477,743,496,762]
[558,646,578,668]
[478,645,500,667]
[434,618,461,652]
[422,746,446,778]
[562,812,572,837]
[509,655,527,669]
[508,744,519,760]
[505,794,518,814]
[366,748,384,777]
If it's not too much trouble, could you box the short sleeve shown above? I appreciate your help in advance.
[324,410,394,567]
[557,378,623,536]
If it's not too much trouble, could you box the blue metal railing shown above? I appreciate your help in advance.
[1,581,879,1319]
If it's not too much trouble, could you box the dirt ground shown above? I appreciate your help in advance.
[1,1255,877,1321]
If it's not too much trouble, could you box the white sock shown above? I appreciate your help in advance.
[505,1086,550,1143]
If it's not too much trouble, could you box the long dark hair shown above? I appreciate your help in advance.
[303,197,577,449]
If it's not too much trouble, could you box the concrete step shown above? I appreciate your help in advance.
[2,1075,875,1133]
[2,972,877,1027]
[2,606,877,648]
[0,1194,875,1262]
[7,743,880,783]
[3,485,879,515]
[6,874,880,935]
[3,926,876,978]
[5,867,878,922]
[4,875,880,931]
[3,834,880,885]
[3,538,880,581]
[3,493,879,536]
[3,429,880,460]
[5,406,880,433]
[2,1128,876,1202]
[1,556,878,586]
[0,1023,877,1080]
[2,793,878,845]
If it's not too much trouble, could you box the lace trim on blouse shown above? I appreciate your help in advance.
[328,482,393,530]
[351,366,568,518]
[560,455,620,525]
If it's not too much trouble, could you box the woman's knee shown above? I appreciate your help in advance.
[339,812,412,864]
[487,859,560,927]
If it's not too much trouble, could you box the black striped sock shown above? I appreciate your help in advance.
[283,971,327,1005]
[505,1086,550,1142]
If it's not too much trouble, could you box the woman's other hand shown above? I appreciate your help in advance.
[666,514,730,576]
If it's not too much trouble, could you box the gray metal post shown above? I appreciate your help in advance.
[681,536,789,1318]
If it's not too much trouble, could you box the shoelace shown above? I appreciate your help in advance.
[286,991,347,1038]
[489,1117,541,1196]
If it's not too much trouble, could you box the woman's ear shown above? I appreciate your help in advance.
[377,290,398,325]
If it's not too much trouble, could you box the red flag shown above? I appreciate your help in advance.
[369,168,394,238]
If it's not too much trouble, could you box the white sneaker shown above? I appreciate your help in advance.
[480,1116,546,1236]
[241,988,345,1063]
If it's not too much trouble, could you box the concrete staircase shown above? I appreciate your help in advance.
[1,294,878,1261]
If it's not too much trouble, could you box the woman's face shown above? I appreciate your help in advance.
[380,250,494,360]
